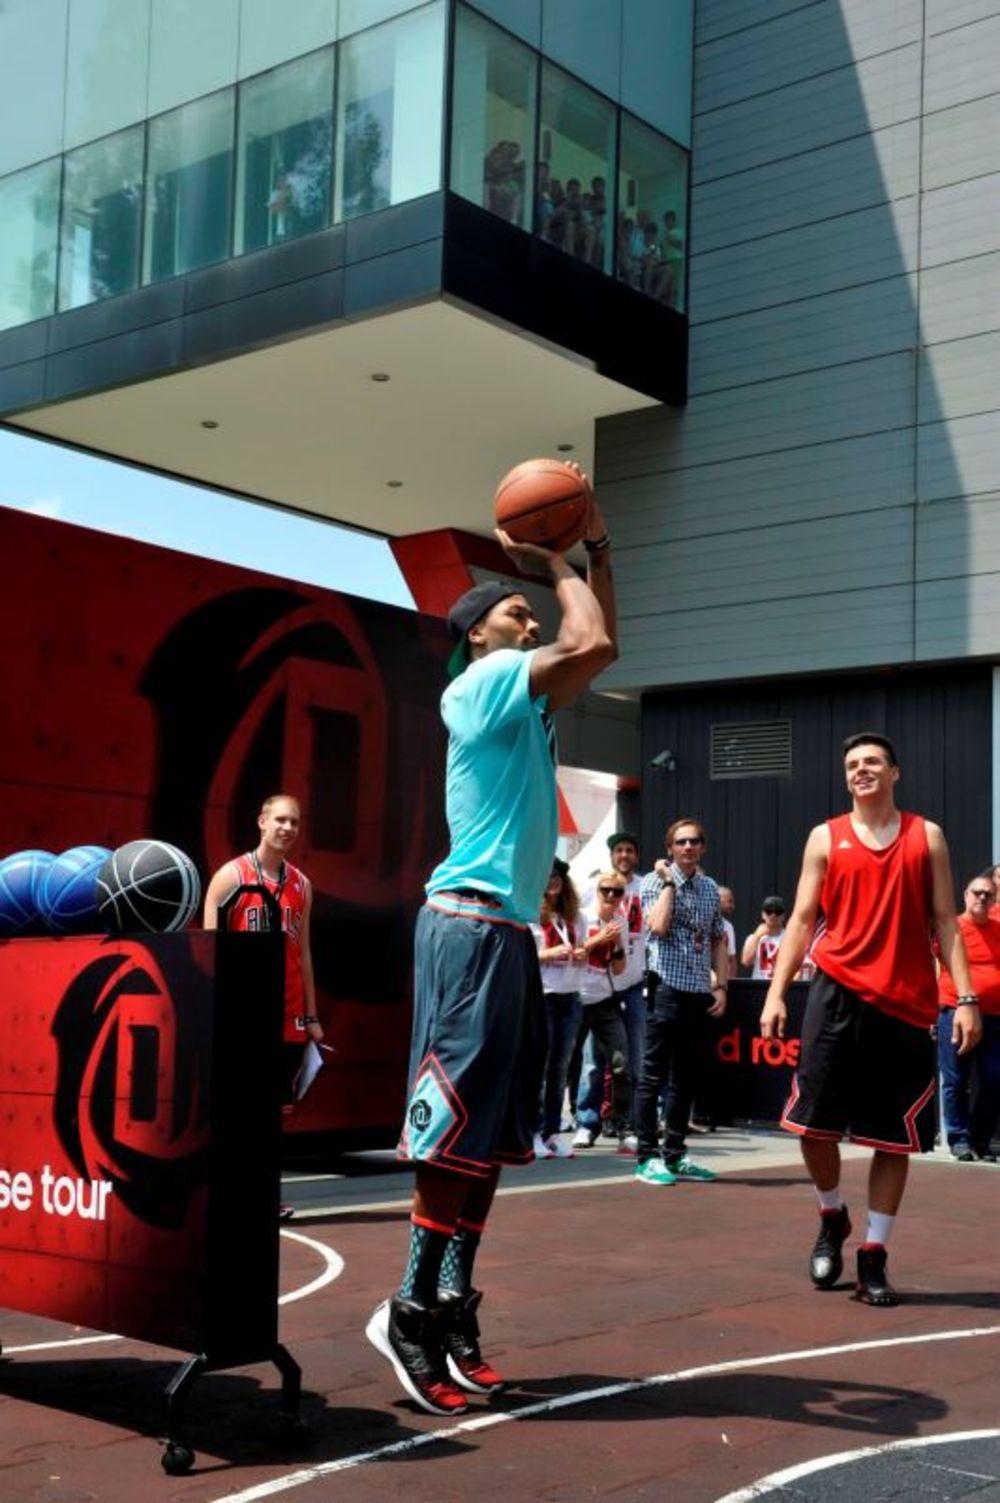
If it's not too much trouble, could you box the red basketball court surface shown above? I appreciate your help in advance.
[2,1131,998,1501]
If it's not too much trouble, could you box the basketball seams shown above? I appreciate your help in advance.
[98,839,200,934]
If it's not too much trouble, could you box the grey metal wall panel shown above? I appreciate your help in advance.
[925,0,1000,35]
[597,428,916,541]
[693,45,921,182]
[918,331,1000,425]
[691,123,919,253]
[689,276,918,395]
[690,199,919,322]
[916,574,1000,657]
[921,172,1000,266]
[923,94,1000,191]
[920,251,1000,343]
[919,412,1000,500]
[696,0,921,114]
[916,494,1000,580]
[695,0,822,46]
[924,13,1000,113]
[615,506,913,615]
[601,584,915,688]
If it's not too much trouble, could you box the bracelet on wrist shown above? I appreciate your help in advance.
[302,1014,320,1025]
[955,995,979,1008]
[583,533,611,554]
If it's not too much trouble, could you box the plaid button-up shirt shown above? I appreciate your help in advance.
[640,864,724,994]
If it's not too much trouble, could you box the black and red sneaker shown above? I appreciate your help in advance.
[855,1243,899,1306]
[439,1288,507,1394]
[366,1297,469,1416]
[809,1204,851,1289]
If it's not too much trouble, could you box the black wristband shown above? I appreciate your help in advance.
[583,533,611,554]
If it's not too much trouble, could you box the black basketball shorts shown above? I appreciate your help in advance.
[781,969,936,1154]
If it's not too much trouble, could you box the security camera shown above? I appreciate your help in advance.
[649,749,677,772]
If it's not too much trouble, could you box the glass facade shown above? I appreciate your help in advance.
[451,6,536,230]
[617,112,688,311]
[59,125,144,310]
[0,0,690,332]
[537,61,615,273]
[335,3,445,222]
[0,158,60,331]
[236,50,333,254]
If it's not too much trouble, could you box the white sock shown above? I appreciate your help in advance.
[816,1186,843,1212]
[865,1210,895,1246]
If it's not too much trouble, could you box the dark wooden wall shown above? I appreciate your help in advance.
[639,667,993,942]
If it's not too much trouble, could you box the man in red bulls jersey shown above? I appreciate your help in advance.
[761,733,981,1306]
[204,792,323,1078]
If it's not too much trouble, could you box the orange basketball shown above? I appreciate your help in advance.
[493,458,590,553]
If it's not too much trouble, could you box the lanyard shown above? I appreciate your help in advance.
[250,852,286,929]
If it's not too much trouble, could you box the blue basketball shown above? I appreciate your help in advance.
[0,850,56,936]
[40,845,112,934]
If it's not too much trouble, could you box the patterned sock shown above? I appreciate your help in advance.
[437,1219,484,1298]
[399,1215,455,1306]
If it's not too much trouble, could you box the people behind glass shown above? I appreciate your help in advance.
[483,139,525,224]
[534,162,606,268]
[616,205,684,306]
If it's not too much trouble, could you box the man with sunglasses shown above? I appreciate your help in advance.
[366,467,616,1417]
[634,818,728,1185]
[937,875,1000,1162]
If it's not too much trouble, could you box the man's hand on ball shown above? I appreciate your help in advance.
[494,527,566,574]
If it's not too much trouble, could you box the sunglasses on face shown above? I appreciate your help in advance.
[599,886,625,898]
[970,889,994,900]
[672,837,703,847]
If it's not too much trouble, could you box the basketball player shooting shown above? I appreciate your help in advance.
[366,461,616,1416]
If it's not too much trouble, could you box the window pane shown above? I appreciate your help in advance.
[59,126,144,310]
[334,1,444,223]
[236,50,333,255]
[536,63,614,273]
[451,6,535,231]
[0,159,60,331]
[616,114,689,310]
[144,89,235,283]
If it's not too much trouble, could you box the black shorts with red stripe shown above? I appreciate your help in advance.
[781,969,936,1154]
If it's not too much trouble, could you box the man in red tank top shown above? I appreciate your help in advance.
[760,733,981,1306]
[204,792,322,1075]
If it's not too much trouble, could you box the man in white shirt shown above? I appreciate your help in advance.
[741,896,787,980]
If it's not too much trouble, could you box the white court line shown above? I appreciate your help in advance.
[206,1322,1000,1503]
[277,1230,343,1305]
[712,1427,1000,1502]
[2,1229,343,1355]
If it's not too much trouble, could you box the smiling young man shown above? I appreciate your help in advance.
[633,818,728,1186]
[366,468,616,1417]
[760,733,981,1306]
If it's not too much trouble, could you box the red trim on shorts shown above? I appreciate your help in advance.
[849,1075,936,1154]
[779,1076,845,1140]
[411,1213,457,1236]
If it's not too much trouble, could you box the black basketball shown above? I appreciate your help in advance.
[96,840,201,934]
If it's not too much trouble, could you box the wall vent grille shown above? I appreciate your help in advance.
[710,720,791,779]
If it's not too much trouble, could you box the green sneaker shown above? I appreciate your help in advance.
[671,1157,716,1182]
[635,1157,677,1186]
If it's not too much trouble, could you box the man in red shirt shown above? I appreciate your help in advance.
[938,874,1000,1162]
[760,733,981,1305]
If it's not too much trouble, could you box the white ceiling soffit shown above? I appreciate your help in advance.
[12,299,657,538]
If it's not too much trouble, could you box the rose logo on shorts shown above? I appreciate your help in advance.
[52,941,211,1229]
[408,1100,433,1131]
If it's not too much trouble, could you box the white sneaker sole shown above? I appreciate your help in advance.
[365,1300,468,1417]
[445,1353,504,1394]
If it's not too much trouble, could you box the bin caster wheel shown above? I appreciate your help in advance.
[161,1441,195,1475]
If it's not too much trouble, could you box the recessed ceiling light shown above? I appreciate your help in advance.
[386,480,403,488]
[371,372,391,382]
[201,419,219,429]
[557,442,574,452]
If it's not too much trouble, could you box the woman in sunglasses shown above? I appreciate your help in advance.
[572,872,631,1146]
[532,859,585,1158]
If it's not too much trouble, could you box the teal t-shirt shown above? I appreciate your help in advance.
[427,648,558,924]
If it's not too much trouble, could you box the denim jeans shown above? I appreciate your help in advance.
[573,997,630,1131]
[635,980,713,1164]
[618,981,647,1129]
[539,991,582,1138]
[939,1008,1000,1155]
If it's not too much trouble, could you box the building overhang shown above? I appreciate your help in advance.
[0,193,677,539]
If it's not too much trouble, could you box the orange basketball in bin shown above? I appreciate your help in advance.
[494,458,591,553]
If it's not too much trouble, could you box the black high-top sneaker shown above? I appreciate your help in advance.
[438,1288,506,1394]
[855,1244,899,1306]
[809,1205,852,1288]
[365,1296,469,1415]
